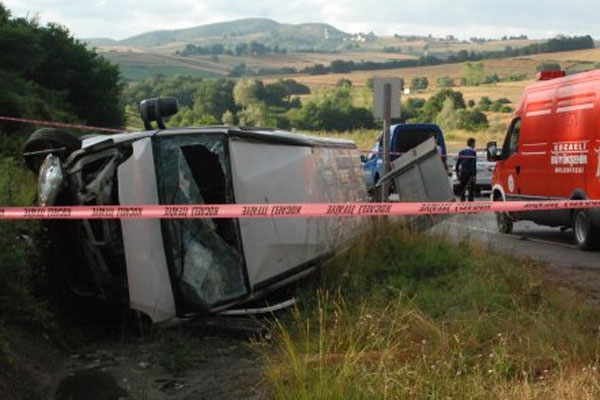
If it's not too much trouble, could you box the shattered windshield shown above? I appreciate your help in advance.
[153,133,247,312]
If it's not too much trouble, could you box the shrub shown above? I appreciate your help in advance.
[436,76,454,88]
[458,109,489,131]
[537,62,562,72]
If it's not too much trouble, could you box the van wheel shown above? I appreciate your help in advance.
[23,128,81,173]
[494,195,513,234]
[497,212,513,234]
[572,209,599,250]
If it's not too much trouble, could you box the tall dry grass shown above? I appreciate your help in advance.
[258,226,600,399]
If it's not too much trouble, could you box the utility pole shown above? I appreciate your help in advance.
[381,83,392,202]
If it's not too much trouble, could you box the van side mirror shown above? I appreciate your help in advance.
[360,154,367,163]
[486,141,500,161]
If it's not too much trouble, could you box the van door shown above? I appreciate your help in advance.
[499,118,522,199]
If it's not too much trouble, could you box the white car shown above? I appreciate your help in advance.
[448,151,496,195]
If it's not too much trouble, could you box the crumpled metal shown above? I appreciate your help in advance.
[38,154,63,206]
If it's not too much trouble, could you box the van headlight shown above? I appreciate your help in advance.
[38,154,63,206]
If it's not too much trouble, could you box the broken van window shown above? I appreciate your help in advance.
[394,129,437,153]
[153,134,247,312]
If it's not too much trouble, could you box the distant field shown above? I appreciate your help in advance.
[266,48,600,107]
[118,65,223,81]
[100,49,231,80]
[96,36,590,82]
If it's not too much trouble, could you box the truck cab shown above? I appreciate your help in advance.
[488,69,600,249]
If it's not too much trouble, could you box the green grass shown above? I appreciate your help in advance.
[0,157,52,363]
[258,225,600,399]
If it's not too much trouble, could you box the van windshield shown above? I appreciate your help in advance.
[153,134,247,313]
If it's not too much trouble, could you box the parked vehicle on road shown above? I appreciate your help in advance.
[362,123,448,192]
[487,69,600,249]
[23,97,368,324]
[448,152,496,196]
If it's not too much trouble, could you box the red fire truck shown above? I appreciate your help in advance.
[488,69,600,250]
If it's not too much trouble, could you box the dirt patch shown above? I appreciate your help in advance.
[0,322,267,400]
[0,326,64,400]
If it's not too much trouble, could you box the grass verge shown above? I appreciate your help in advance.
[0,157,52,363]
[259,225,600,399]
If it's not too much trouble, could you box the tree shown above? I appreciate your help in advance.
[193,79,237,121]
[436,76,454,88]
[536,62,561,72]
[478,96,492,111]
[234,43,248,56]
[221,110,236,125]
[336,78,353,88]
[436,97,459,130]
[237,103,268,126]
[458,109,489,131]
[0,8,124,128]
[0,2,9,23]
[461,62,485,86]
[290,87,375,131]
[420,89,466,122]
[233,79,265,108]
[410,76,429,91]
[330,59,354,73]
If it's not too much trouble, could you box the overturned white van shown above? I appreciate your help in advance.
[23,101,368,324]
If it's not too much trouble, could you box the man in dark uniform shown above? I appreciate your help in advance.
[455,138,477,202]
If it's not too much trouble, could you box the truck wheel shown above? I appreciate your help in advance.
[572,209,599,250]
[23,128,81,173]
[494,195,513,234]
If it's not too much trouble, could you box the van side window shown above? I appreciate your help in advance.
[503,118,521,158]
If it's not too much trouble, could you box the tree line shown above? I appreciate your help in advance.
[178,41,288,57]
[227,35,594,78]
[122,74,377,132]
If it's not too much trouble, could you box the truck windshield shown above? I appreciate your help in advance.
[153,134,247,313]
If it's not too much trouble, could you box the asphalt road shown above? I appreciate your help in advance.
[431,195,600,303]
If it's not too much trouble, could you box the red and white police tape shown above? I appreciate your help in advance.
[1,200,599,220]
[0,116,128,134]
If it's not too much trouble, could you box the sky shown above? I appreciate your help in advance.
[3,0,600,41]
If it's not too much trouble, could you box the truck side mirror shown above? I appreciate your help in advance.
[486,141,499,161]
[360,154,367,163]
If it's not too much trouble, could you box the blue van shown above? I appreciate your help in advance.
[362,123,447,192]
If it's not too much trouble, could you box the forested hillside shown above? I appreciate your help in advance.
[0,2,124,148]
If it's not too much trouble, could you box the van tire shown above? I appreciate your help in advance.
[572,209,600,250]
[23,128,81,173]
[493,194,513,234]
[497,212,514,234]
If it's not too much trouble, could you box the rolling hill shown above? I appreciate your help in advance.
[108,18,350,50]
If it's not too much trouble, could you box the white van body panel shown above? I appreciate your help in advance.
[118,138,176,323]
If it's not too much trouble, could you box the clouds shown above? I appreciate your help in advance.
[3,0,599,40]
